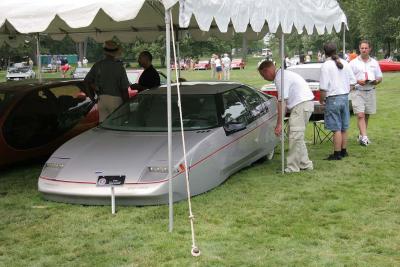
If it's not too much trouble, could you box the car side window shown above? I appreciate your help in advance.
[3,83,94,150]
[159,73,167,85]
[234,86,268,122]
[48,84,95,132]
[221,90,248,125]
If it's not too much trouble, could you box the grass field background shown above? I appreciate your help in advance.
[0,58,399,266]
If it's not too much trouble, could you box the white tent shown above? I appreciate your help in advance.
[0,0,348,256]
[179,0,347,34]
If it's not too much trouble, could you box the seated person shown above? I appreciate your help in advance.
[130,51,160,92]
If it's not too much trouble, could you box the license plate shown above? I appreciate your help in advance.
[97,175,125,186]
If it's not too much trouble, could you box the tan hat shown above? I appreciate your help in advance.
[103,40,121,57]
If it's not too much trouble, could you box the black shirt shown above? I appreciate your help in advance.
[138,65,160,90]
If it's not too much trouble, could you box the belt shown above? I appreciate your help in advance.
[327,93,348,98]
[356,88,374,91]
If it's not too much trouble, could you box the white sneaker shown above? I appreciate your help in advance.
[360,136,370,146]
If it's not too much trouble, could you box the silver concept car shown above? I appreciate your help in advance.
[39,82,278,205]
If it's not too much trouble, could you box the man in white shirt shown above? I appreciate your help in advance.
[258,60,314,173]
[221,53,231,80]
[349,40,383,146]
[319,43,356,160]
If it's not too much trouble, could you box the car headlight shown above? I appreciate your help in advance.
[148,166,169,173]
[148,165,185,174]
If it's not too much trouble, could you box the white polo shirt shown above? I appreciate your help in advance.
[221,56,231,69]
[275,69,314,109]
[320,58,356,97]
[349,56,382,91]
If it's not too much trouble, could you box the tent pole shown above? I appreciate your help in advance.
[280,33,285,174]
[36,33,42,83]
[165,9,173,232]
[175,29,181,80]
[342,23,346,56]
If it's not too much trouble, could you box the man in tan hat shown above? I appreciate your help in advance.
[84,40,130,122]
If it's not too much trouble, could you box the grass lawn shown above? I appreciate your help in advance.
[0,58,400,266]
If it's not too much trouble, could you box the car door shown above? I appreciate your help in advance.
[234,86,271,157]
[218,88,258,176]
[3,82,96,150]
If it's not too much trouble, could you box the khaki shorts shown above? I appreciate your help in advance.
[351,89,376,114]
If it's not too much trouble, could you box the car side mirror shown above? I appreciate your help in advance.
[224,122,246,136]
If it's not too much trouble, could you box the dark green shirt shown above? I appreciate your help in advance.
[84,57,129,100]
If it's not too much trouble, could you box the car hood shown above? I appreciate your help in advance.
[49,127,218,182]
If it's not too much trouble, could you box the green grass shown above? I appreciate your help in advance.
[1,60,400,266]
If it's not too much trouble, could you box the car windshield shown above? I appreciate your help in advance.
[9,67,30,73]
[287,67,320,82]
[101,93,219,132]
[126,71,141,84]
[0,90,16,113]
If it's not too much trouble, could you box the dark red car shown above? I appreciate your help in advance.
[0,79,98,168]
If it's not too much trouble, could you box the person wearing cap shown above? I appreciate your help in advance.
[130,51,160,92]
[258,60,314,173]
[84,40,130,122]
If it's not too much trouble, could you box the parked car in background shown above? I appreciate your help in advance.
[378,59,400,72]
[71,67,91,79]
[231,58,246,69]
[171,60,187,70]
[39,81,278,205]
[6,63,36,81]
[260,63,324,118]
[126,69,167,97]
[290,55,300,65]
[194,60,210,70]
[0,79,98,168]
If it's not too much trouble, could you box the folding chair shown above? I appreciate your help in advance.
[313,120,333,144]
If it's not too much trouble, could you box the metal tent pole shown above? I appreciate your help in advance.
[36,33,42,83]
[280,33,285,174]
[165,10,173,232]
[342,23,346,56]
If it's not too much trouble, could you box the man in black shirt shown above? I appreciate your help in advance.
[130,51,160,92]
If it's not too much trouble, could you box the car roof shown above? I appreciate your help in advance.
[0,79,83,94]
[75,67,91,71]
[126,69,143,73]
[142,81,243,95]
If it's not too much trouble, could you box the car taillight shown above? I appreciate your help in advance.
[262,90,278,97]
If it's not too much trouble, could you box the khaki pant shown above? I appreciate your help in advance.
[98,95,123,122]
[286,101,314,172]
[223,67,230,80]
[351,89,376,114]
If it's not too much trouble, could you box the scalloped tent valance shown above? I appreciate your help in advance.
[0,0,178,45]
[178,0,347,35]
[0,0,347,46]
